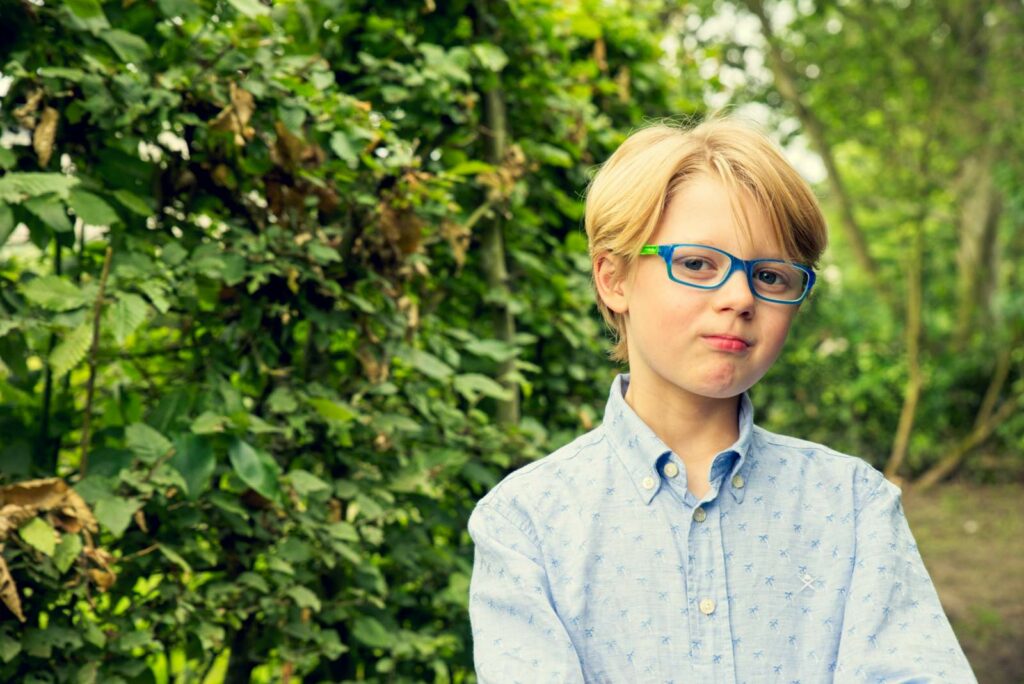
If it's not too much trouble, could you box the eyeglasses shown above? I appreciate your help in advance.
[639,243,816,304]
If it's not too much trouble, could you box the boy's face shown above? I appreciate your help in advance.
[599,174,799,403]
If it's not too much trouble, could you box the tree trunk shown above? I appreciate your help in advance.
[953,147,1002,348]
[742,0,896,316]
[884,220,924,481]
[474,3,520,426]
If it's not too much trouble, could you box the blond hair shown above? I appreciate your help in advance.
[583,116,829,363]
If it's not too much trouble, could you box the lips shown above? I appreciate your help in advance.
[703,334,752,352]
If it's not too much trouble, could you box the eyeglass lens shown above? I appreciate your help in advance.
[669,246,808,301]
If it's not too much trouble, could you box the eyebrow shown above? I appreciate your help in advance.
[659,241,790,261]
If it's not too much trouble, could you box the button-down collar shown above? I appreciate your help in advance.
[602,373,753,505]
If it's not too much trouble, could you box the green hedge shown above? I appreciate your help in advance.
[0,1,695,681]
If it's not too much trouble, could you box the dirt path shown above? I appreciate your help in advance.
[902,483,1024,684]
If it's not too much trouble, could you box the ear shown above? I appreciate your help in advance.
[594,252,630,315]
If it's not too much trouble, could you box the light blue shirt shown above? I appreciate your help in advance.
[468,373,975,682]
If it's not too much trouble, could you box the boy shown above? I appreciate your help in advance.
[467,118,975,682]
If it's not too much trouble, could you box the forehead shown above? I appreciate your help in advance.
[652,174,783,257]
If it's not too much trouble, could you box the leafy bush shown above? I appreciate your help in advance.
[0,0,695,680]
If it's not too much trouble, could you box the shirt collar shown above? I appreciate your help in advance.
[602,373,753,505]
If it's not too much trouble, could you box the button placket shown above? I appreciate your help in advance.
[685,500,732,671]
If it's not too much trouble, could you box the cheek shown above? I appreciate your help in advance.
[759,316,796,359]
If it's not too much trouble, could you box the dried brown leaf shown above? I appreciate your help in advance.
[55,489,98,535]
[615,66,631,103]
[88,567,116,592]
[13,89,43,130]
[229,82,255,141]
[0,504,38,541]
[378,202,423,256]
[593,36,608,73]
[440,219,470,268]
[0,477,68,509]
[271,121,308,170]
[33,107,59,167]
[0,550,25,622]
[84,546,114,569]
[133,509,148,534]
[0,478,98,538]
[210,82,256,147]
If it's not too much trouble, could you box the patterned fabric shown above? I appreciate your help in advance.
[468,373,975,683]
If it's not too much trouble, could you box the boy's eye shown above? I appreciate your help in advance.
[679,257,714,271]
[754,267,792,289]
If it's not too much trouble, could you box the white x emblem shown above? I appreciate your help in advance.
[799,572,816,593]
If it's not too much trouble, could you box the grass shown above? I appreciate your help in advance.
[903,482,1024,684]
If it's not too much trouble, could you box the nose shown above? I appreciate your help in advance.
[712,267,757,316]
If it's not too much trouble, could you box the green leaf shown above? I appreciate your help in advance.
[169,434,215,499]
[0,173,79,202]
[23,195,72,232]
[287,469,330,496]
[49,322,92,380]
[138,280,170,313]
[330,132,358,165]
[68,188,120,225]
[157,0,201,18]
[225,0,269,17]
[465,339,519,362]
[408,348,454,380]
[125,422,173,462]
[308,398,357,424]
[326,521,358,542]
[352,617,394,648]
[38,67,86,80]
[191,411,229,434]
[19,517,57,556]
[94,496,141,538]
[157,543,193,575]
[454,373,514,402]
[0,629,21,662]
[54,532,83,573]
[20,275,91,311]
[286,585,321,612]
[530,142,574,168]
[106,292,148,344]
[0,203,14,249]
[471,43,509,72]
[100,29,152,63]
[112,189,153,217]
[62,0,110,32]
[447,160,494,176]
[228,437,280,500]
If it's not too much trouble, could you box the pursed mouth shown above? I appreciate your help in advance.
[703,335,752,351]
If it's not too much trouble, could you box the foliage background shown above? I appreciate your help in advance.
[0,0,1020,681]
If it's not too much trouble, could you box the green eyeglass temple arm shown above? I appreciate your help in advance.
[639,245,661,255]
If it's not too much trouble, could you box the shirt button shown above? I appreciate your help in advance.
[663,462,679,478]
[699,598,716,615]
[641,476,655,490]
[693,507,707,523]
[731,474,745,489]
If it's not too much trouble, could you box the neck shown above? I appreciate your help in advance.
[622,369,741,473]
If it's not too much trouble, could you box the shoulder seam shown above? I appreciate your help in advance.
[473,498,543,549]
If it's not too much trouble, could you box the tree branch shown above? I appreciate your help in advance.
[79,245,114,478]
[742,0,895,314]
[913,387,1021,492]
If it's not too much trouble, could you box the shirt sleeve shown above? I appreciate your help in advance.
[467,499,585,684]
[833,475,977,683]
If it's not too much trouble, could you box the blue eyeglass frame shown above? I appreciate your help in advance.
[639,243,817,305]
